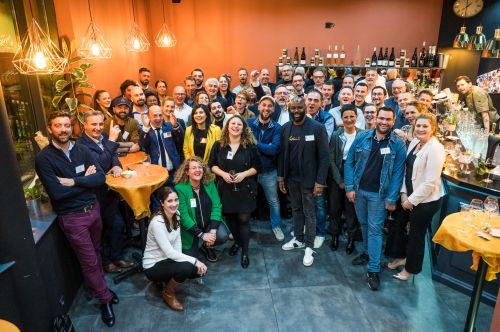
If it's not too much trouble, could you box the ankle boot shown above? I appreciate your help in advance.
[162,279,184,311]
[330,235,339,251]
[346,237,355,255]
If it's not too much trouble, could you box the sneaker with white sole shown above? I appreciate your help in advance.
[272,227,285,241]
[303,247,315,266]
[313,236,325,249]
[282,237,305,250]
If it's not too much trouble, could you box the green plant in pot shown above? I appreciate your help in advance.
[24,178,49,202]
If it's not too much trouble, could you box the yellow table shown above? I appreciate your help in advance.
[118,151,147,169]
[433,212,500,332]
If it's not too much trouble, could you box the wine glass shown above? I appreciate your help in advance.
[483,158,496,184]
[484,196,499,224]
[470,199,483,214]
[143,155,151,176]
[229,170,239,192]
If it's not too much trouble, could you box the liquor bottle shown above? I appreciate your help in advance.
[278,56,283,66]
[353,45,362,66]
[293,47,299,65]
[326,45,332,66]
[371,47,377,66]
[339,45,346,65]
[410,47,418,67]
[377,47,383,66]
[310,56,315,66]
[319,57,324,66]
[282,48,288,57]
[383,48,388,66]
[286,56,291,65]
[418,42,426,67]
[300,47,306,65]
[333,45,339,65]
[388,47,395,67]
[314,48,320,57]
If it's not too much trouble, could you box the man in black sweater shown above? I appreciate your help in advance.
[35,111,117,327]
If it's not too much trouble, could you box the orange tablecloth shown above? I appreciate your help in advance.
[432,212,500,281]
[118,151,147,168]
[106,164,168,220]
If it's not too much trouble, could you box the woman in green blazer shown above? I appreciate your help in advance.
[174,156,229,262]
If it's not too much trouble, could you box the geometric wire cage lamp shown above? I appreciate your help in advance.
[481,28,500,58]
[124,0,150,52]
[77,0,112,59]
[12,17,67,75]
[155,0,177,48]
[467,25,487,51]
[453,25,469,48]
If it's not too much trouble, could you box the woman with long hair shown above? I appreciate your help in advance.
[93,90,112,119]
[217,74,236,108]
[209,115,261,268]
[183,104,221,163]
[192,91,210,110]
[155,79,168,105]
[174,156,229,262]
[394,101,426,144]
[142,187,207,311]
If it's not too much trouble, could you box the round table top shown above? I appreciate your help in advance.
[0,320,20,332]
[118,151,147,169]
[106,163,167,190]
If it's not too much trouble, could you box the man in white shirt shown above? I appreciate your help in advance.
[273,85,290,125]
[361,69,386,103]
[172,85,192,124]
[328,87,365,129]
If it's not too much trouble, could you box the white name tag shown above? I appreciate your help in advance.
[75,164,85,174]
[305,135,315,142]
[163,131,172,138]
[200,138,207,144]
[190,198,197,208]
[380,147,391,155]
[122,131,129,140]
[227,151,234,160]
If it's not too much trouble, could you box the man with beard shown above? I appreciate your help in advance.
[328,87,365,129]
[249,96,283,241]
[232,68,248,94]
[35,112,117,327]
[77,111,135,274]
[292,74,305,98]
[273,85,290,125]
[191,68,205,94]
[344,106,406,291]
[354,82,369,110]
[370,86,387,109]
[279,96,329,266]
[172,85,192,125]
[276,64,293,86]
[137,67,156,95]
[456,75,497,131]
[104,97,140,153]
[129,86,149,128]
[184,75,197,106]
[210,100,232,129]
[260,68,275,94]
[321,81,336,112]
[417,89,434,113]
[119,79,138,102]
[306,67,326,93]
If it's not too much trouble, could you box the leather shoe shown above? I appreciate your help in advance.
[228,244,240,256]
[346,237,355,255]
[109,289,119,304]
[100,303,115,327]
[330,235,339,251]
[241,255,249,269]
[103,263,122,274]
[114,260,135,268]
[200,245,218,262]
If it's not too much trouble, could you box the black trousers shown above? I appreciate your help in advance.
[144,259,199,283]
[225,213,252,255]
[327,177,359,238]
[99,190,125,265]
[183,223,230,258]
[385,201,409,259]
[395,198,442,274]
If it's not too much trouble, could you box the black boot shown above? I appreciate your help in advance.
[241,254,249,269]
[100,303,115,327]
[346,237,355,255]
[200,244,218,262]
[229,244,240,256]
[330,235,339,251]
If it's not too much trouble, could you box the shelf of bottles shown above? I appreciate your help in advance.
[277,43,444,70]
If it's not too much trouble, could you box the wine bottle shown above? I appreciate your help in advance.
[333,45,339,65]
[418,41,426,67]
[282,48,288,57]
[377,47,383,66]
[286,56,291,65]
[383,48,388,66]
[278,56,283,66]
[300,47,306,65]
[353,45,362,66]
[388,47,395,67]
[371,47,377,67]
[293,47,299,65]
[326,45,332,66]
[410,47,418,67]
[426,46,434,67]
[339,45,346,65]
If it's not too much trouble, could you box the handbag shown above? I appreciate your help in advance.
[53,314,75,332]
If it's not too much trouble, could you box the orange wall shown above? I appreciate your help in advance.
[54,0,443,98]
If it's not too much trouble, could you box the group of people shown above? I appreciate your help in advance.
[40,65,493,327]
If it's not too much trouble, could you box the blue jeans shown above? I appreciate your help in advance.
[258,170,282,229]
[353,189,387,273]
[315,194,327,236]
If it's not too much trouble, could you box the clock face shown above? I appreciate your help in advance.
[453,0,484,18]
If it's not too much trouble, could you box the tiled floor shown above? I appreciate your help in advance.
[69,219,495,332]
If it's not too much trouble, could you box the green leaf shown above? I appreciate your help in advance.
[70,67,85,81]
[65,97,78,111]
[79,82,93,89]
[76,112,86,124]
[80,63,92,71]
[55,79,71,92]
[69,56,82,64]
[52,95,64,108]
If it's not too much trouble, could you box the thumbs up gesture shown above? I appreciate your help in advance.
[109,120,121,142]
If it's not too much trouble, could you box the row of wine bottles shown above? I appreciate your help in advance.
[278,43,440,68]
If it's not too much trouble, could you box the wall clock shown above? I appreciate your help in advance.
[453,0,484,18]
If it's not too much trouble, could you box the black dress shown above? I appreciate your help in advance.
[208,141,261,214]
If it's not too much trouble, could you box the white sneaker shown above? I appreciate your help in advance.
[273,227,285,241]
[282,237,305,251]
[313,236,325,249]
[303,247,315,266]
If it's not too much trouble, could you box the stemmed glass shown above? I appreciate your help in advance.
[483,158,496,184]
[143,155,151,176]
[484,196,499,228]
[229,170,239,191]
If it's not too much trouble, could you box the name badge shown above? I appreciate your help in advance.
[190,198,197,208]
[163,131,172,138]
[122,131,129,140]
[380,147,391,155]
[75,164,85,174]
[305,135,315,142]
[200,138,207,144]
[227,151,234,160]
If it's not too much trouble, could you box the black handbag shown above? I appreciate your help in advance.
[53,314,75,332]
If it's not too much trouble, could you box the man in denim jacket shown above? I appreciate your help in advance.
[344,106,406,291]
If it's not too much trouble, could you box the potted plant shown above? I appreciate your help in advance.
[24,178,49,211]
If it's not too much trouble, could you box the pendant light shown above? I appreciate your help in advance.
[124,0,150,52]
[482,28,500,58]
[77,0,112,59]
[453,25,469,48]
[155,0,177,48]
[12,1,67,75]
[468,25,487,50]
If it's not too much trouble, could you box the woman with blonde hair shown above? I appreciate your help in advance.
[209,115,261,268]
[183,105,221,163]
[174,156,228,263]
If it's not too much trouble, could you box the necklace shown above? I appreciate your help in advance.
[191,183,201,190]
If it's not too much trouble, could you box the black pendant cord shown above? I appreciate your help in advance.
[87,0,93,22]
[162,0,166,24]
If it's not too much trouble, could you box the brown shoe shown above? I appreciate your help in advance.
[161,279,183,311]
[103,263,122,273]
[114,260,135,268]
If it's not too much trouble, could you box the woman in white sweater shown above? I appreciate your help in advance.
[143,187,207,311]
[391,113,445,281]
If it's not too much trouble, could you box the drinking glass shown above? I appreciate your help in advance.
[229,170,239,192]
[143,155,151,176]
[483,158,496,183]
[484,196,499,224]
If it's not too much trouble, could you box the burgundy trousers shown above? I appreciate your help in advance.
[58,202,112,304]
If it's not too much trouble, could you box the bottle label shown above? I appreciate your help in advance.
[340,54,345,58]
[333,54,339,59]
[300,60,306,65]
[326,54,332,58]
